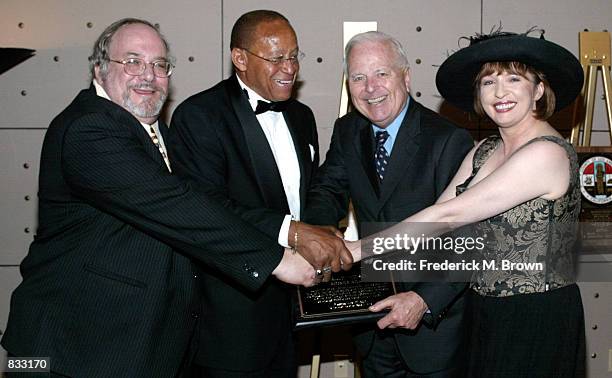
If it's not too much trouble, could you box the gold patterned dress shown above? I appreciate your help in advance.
[457,135,586,377]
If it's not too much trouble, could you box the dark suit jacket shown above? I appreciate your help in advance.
[1,87,284,378]
[303,98,474,374]
[168,76,319,371]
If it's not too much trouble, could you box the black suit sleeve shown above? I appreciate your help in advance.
[306,108,320,173]
[433,127,475,198]
[412,126,473,326]
[62,112,282,292]
[169,101,286,239]
[302,119,350,226]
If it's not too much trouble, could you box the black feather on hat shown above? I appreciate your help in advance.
[435,29,584,113]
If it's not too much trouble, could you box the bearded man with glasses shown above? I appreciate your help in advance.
[169,9,353,378]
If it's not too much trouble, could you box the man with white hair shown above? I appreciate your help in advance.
[304,31,474,377]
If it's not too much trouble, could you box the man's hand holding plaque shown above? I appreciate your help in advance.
[369,291,429,330]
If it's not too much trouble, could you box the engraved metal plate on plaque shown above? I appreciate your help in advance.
[294,266,396,329]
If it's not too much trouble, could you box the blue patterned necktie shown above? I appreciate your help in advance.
[375,130,389,182]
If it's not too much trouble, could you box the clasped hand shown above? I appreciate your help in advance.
[288,221,353,283]
[273,222,360,286]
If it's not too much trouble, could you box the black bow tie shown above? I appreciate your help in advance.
[254,100,289,115]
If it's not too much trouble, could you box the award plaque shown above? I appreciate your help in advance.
[577,147,612,221]
[577,147,612,252]
[294,266,396,329]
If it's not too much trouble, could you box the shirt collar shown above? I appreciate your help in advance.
[93,79,111,101]
[236,75,267,112]
[371,97,410,140]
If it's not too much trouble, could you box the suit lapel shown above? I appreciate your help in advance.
[355,119,381,197]
[157,120,169,140]
[115,103,168,171]
[377,100,422,209]
[82,87,168,171]
[227,77,289,212]
[139,122,168,170]
[284,109,312,213]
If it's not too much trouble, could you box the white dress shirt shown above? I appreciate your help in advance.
[236,75,301,247]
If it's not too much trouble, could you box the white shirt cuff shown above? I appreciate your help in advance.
[278,214,293,248]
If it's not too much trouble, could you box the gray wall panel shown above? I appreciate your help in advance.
[579,282,612,376]
[0,267,23,370]
[0,130,44,265]
[0,0,223,127]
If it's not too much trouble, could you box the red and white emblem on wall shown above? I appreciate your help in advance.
[580,156,612,205]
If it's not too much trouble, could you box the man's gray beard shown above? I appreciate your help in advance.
[123,89,167,119]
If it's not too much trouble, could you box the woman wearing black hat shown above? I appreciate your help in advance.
[347,31,586,377]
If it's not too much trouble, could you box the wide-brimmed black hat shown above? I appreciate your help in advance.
[435,32,584,113]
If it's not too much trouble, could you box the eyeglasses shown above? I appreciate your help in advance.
[108,57,174,78]
[240,48,305,66]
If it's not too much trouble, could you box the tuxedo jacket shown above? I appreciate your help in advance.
[0,87,284,378]
[303,98,474,373]
[169,76,319,371]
